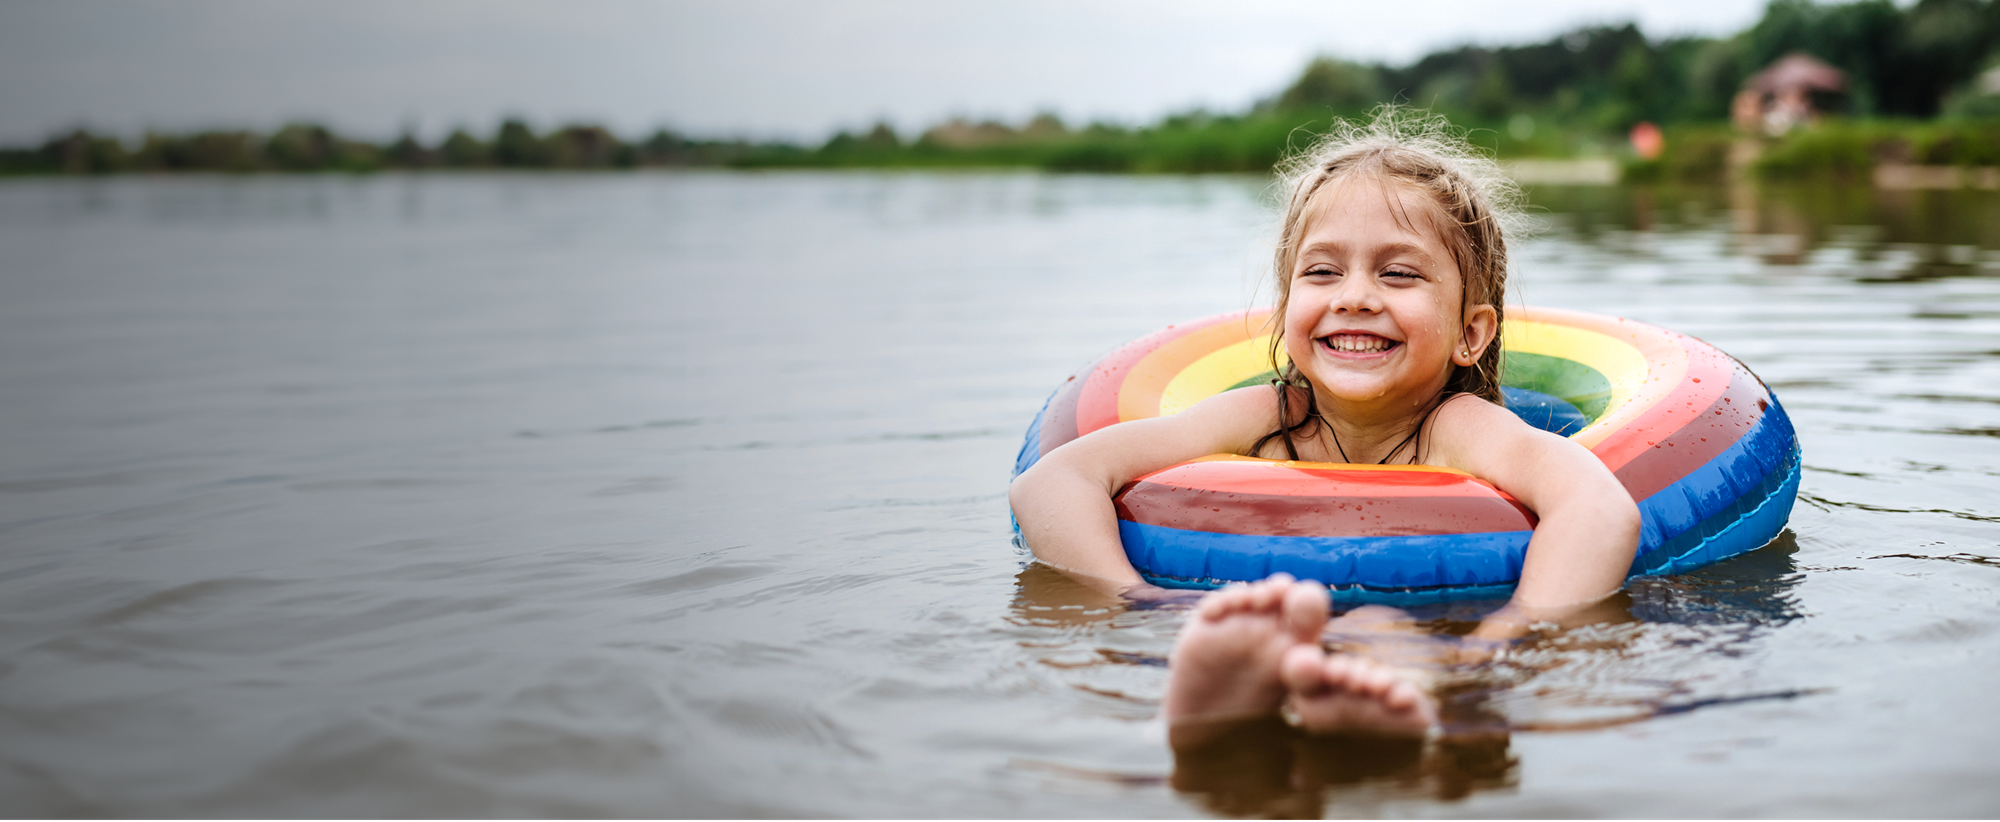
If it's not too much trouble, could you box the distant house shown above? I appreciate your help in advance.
[1732,54,1848,135]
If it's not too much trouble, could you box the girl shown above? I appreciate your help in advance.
[1008,109,1641,736]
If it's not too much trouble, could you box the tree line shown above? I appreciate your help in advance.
[0,120,801,175]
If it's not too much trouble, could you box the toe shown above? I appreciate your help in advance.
[1382,681,1418,711]
[1250,574,1294,609]
[1280,582,1330,641]
[1197,584,1250,619]
[1354,664,1396,696]
[1279,644,1329,695]
[1319,656,1362,690]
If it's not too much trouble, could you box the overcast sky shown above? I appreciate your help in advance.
[0,0,1772,146]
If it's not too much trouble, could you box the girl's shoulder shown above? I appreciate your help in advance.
[1426,391,1586,473]
[1431,391,1510,425]
[1427,392,1534,458]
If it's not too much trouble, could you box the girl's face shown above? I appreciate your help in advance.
[1282,175,1496,415]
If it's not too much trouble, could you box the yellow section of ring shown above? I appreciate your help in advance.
[1158,336,1279,417]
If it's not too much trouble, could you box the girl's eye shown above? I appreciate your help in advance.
[1383,268,1421,280]
[1301,267,1338,279]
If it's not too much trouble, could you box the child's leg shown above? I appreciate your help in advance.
[1278,605,1440,736]
[1162,574,1330,725]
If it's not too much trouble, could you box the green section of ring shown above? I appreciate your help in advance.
[1226,372,1279,392]
[1499,351,1612,422]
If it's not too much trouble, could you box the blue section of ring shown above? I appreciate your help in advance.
[1009,388,1059,537]
[1119,397,1799,602]
[1121,520,1532,592]
[1629,394,1797,571]
[1012,387,1056,479]
[1630,397,1800,576]
[1500,386,1589,436]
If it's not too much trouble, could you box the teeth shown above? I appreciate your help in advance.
[1323,335,1395,353]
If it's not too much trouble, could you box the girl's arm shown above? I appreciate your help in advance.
[1429,396,1643,640]
[1009,386,1275,598]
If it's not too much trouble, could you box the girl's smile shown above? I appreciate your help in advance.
[1315,331,1400,357]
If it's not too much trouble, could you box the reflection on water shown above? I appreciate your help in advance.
[1627,529,1805,628]
[1169,717,1515,817]
[1532,182,2000,271]
[1,173,1998,816]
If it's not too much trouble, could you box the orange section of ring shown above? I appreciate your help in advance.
[1116,310,1274,423]
[1073,311,1255,436]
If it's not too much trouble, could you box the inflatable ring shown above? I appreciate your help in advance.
[1012,307,1801,604]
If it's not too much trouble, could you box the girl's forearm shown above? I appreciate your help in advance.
[1009,466,1144,595]
[1507,492,1641,612]
[1462,492,1640,650]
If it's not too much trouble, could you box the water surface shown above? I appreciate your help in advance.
[1,171,1997,816]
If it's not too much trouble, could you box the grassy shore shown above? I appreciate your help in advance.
[8,113,1997,186]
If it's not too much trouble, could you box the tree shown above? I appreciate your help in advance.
[1272,57,1384,114]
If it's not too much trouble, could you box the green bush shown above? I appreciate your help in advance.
[1913,122,2000,165]
[1044,141,1136,173]
[1754,121,1881,180]
[1625,124,1738,182]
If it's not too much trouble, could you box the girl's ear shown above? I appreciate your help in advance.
[1455,304,1500,366]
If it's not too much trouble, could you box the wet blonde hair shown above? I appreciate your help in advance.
[1256,107,1524,458]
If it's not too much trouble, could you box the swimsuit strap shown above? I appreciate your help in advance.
[1274,381,1301,461]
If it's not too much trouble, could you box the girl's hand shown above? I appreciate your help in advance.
[1120,582,1208,609]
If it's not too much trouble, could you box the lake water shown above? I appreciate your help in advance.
[1,170,1997,817]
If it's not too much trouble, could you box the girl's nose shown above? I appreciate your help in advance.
[1327,276,1382,314]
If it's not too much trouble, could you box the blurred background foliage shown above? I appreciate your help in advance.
[5,0,1998,181]
[0,118,800,176]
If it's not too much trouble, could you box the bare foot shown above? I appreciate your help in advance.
[1279,643,1439,737]
[1162,574,1330,724]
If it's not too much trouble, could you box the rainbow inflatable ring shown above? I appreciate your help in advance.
[1012,307,1801,604]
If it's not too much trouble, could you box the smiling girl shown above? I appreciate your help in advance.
[1008,109,1641,736]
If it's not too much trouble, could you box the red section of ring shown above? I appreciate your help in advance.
[1115,478,1536,537]
[1612,358,1771,500]
[1135,459,1503,497]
